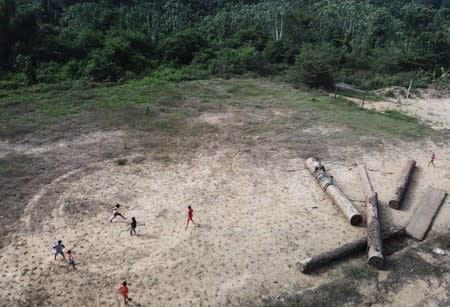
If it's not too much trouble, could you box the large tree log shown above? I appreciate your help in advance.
[305,157,362,226]
[357,164,384,268]
[366,192,383,268]
[297,226,405,273]
[357,164,373,197]
[389,160,416,209]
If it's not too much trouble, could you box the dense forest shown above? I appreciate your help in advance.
[1,0,450,89]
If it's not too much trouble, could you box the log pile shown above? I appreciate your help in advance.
[297,157,445,274]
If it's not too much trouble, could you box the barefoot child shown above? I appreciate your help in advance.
[186,206,198,229]
[110,204,127,223]
[428,153,436,167]
[130,217,137,236]
[119,281,132,305]
[53,240,65,260]
[66,250,76,270]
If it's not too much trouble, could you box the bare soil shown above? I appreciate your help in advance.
[0,81,449,306]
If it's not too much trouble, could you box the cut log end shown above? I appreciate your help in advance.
[368,256,384,269]
[350,214,363,226]
[389,200,400,210]
[297,259,311,272]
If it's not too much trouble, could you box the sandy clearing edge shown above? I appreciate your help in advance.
[0,138,448,306]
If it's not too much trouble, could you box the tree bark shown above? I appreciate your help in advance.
[297,226,405,273]
[305,157,362,226]
[358,164,384,268]
[366,192,383,268]
[357,164,373,197]
[389,160,416,209]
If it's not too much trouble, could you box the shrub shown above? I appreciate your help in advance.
[83,50,119,82]
[208,47,264,75]
[288,43,339,88]
[161,30,207,66]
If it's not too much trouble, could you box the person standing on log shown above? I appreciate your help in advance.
[324,176,334,191]
[428,153,436,167]
[314,165,325,176]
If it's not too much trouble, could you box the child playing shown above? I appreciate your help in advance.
[53,240,65,260]
[186,206,198,229]
[130,217,137,236]
[66,250,76,270]
[119,281,132,305]
[428,153,436,167]
[110,204,127,223]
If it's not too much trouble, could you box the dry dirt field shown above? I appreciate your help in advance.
[0,79,449,306]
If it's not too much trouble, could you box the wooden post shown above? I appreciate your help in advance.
[334,85,337,102]
[361,95,365,109]
[297,226,405,273]
[406,80,413,99]
[305,157,362,226]
[389,160,416,209]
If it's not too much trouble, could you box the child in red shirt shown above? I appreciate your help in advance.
[119,281,132,305]
[186,206,198,229]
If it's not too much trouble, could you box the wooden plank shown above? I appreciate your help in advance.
[406,187,447,240]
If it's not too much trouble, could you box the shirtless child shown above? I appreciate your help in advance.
[110,204,127,223]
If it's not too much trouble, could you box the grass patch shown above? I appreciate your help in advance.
[0,77,443,145]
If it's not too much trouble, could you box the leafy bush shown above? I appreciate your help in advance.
[161,30,207,66]
[83,50,119,82]
[208,47,264,75]
[149,65,209,82]
[288,44,339,88]
[263,40,299,64]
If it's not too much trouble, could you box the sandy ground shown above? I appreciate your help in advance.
[348,91,450,130]
[0,96,449,306]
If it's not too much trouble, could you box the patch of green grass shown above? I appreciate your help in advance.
[0,77,443,144]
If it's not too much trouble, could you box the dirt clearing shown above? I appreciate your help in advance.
[0,79,448,306]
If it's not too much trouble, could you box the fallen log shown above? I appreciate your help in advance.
[366,192,383,268]
[305,157,362,226]
[297,226,405,273]
[357,164,384,268]
[357,164,373,197]
[389,160,416,209]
